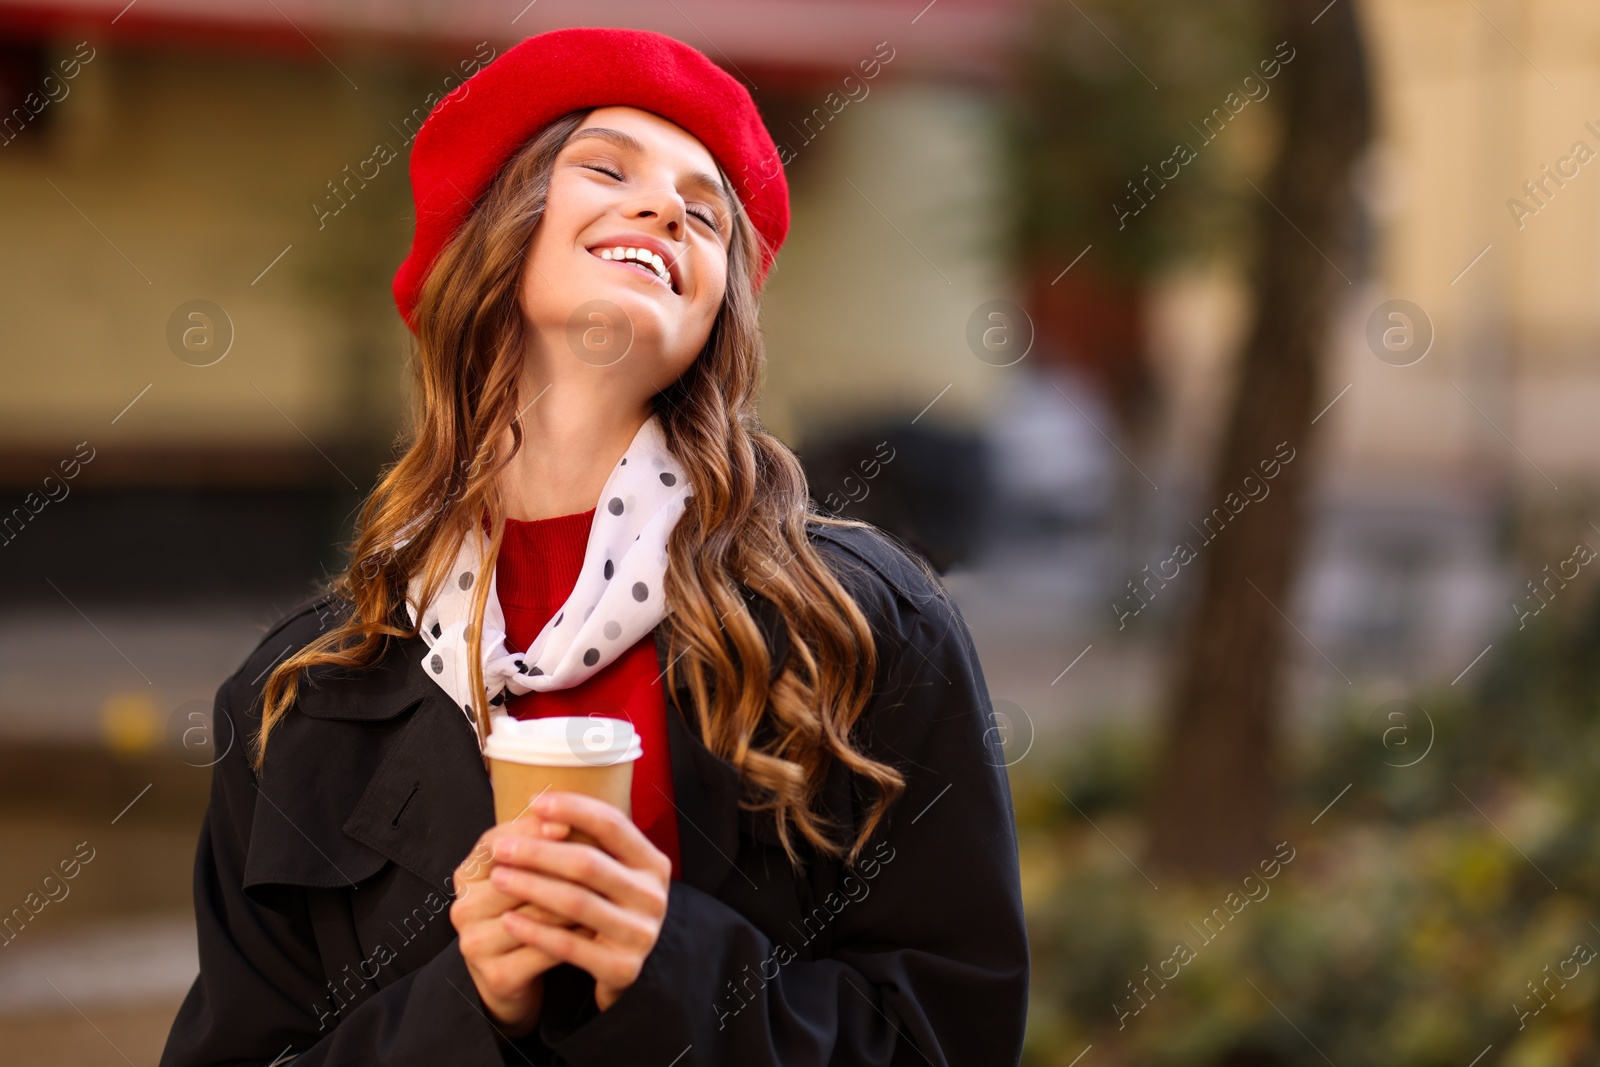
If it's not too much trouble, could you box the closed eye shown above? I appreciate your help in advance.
[582,163,722,234]
[687,205,721,233]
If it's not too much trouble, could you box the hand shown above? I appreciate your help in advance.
[450,817,566,1036]
[490,791,672,1012]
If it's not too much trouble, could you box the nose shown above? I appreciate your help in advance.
[625,177,688,240]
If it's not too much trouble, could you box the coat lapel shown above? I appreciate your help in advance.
[244,633,494,895]
[246,590,791,899]
[340,680,496,895]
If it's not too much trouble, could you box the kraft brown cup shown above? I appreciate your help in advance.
[483,716,642,928]
[488,758,635,840]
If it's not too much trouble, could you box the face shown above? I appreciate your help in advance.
[518,106,733,395]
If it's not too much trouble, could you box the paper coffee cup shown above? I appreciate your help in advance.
[484,715,644,927]
[485,713,643,825]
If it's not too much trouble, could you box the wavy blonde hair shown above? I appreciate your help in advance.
[254,110,906,868]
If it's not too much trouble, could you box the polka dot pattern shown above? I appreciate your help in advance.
[403,413,694,749]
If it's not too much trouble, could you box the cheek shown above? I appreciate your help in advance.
[519,217,586,316]
[528,180,597,268]
[516,241,555,322]
[695,254,729,321]
[520,221,561,290]
[700,281,726,324]
[667,298,719,375]
[686,285,724,350]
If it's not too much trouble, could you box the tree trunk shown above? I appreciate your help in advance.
[1146,0,1372,877]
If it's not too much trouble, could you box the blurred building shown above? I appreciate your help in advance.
[0,0,1031,748]
[1118,0,1600,691]
[2,0,1595,717]
[0,2,1038,1054]
[4,0,1599,1057]
[2,0,1596,732]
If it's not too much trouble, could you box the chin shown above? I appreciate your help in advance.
[604,293,668,335]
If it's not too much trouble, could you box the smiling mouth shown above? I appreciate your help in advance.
[588,246,679,295]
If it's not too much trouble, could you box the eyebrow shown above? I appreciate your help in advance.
[564,127,732,216]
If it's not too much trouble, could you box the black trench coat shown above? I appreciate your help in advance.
[159,520,1029,1067]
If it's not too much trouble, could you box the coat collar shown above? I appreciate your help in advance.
[244,589,791,900]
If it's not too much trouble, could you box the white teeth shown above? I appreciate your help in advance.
[597,244,672,289]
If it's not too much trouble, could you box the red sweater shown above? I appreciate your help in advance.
[493,507,682,880]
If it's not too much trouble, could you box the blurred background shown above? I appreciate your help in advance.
[2,0,1599,1063]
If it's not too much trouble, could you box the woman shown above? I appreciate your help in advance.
[161,26,1027,1067]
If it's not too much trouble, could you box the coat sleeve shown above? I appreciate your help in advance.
[159,668,551,1067]
[533,581,1031,1066]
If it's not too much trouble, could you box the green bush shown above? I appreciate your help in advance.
[1017,589,1600,1065]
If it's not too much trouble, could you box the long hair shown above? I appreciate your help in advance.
[254,109,907,868]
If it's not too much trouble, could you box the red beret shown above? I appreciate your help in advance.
[392,27,790,332]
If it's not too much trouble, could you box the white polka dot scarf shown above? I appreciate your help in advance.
[403,413,693,749]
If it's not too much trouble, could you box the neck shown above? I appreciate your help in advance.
[497,367,652,522]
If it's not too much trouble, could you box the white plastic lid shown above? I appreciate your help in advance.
[483,714,644,767]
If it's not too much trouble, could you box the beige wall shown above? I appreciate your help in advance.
[0,37,1012,465]
[0,40,421,453]
[1337,0,1600,487]
[1148,0,1600,495]
[759,80,1012,446]
[13,2,1596,491]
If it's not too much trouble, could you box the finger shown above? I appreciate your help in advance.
[456,817,548,889]
[492,835,660,914]
[503,910,637,990]
[454,839,495,893]
[462,818,566,891]
[512,900,584,929]
[503,911,599,944]
[478,939,563,990]
[531,791,663,874]
[504,782,556,823]
[490,865,655,950]
[487,814,557,864]
[453,859,565,924]
[458,909,544,960]
[451,875,525,920]
[503,942,562,980]
[492,860,637,937]
[464,882,580,928]
[454,828,584,933]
